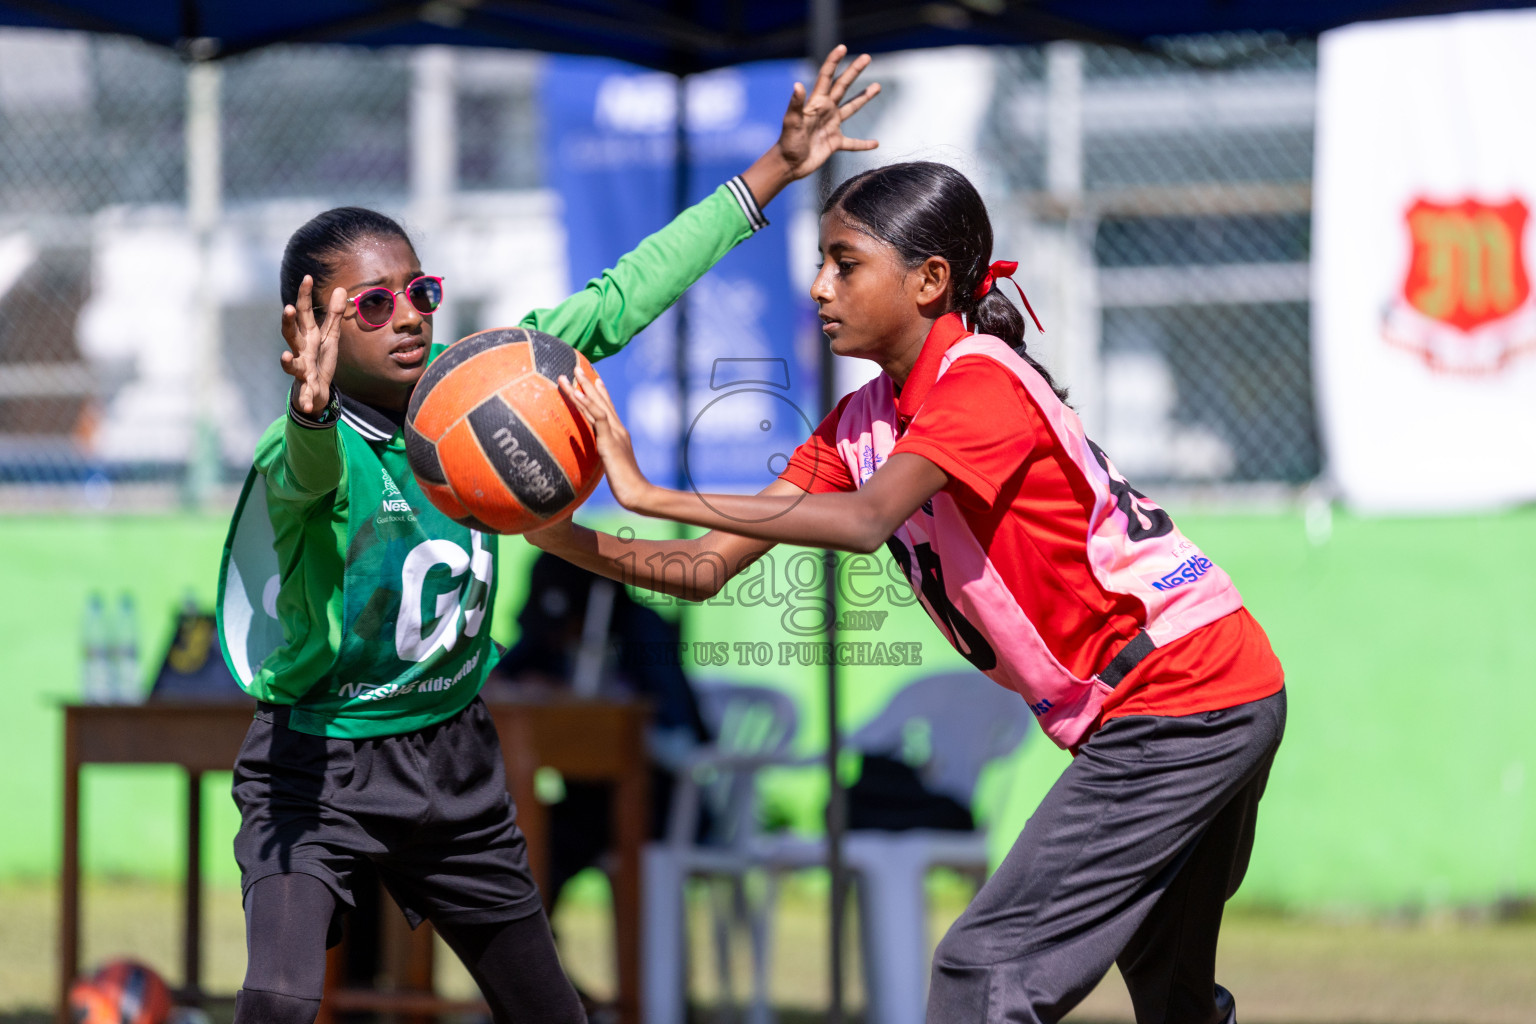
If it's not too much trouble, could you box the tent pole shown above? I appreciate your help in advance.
[1043,42,1102,437]
[810,2,845,1022]
[408,45,454,323]
[184,56,222,508]
[673,74,691,497]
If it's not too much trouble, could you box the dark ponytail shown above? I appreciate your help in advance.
[279,206,415,315]
[822,162,1067,402]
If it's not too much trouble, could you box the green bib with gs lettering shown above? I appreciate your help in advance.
[217,417,497,738]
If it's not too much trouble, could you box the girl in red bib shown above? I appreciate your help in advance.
[535,161,1284,1024]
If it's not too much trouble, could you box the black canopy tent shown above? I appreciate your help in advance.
[7,2,1533,1021]
[5,0,1536,67]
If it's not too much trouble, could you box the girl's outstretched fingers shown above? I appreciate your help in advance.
[559,371,648,509]
[296,274,318,334]
[558,374,597,427]
[583,369,619,410]
[827,51,872,105]
[279,273,341,415]
[323,284,347,327]
[812,43,848,96]
[775,45,880,179]
[562,371,617,426]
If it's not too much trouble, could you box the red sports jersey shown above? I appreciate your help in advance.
[781,313,1282,747]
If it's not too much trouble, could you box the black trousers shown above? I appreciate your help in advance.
[232,697,542,932]
[234,871,584,1024]
[230,697,584,1024]
[928,689,1286,1024]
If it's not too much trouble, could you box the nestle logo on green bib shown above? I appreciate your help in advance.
[378,469,416,521]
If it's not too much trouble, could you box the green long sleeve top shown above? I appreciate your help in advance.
[217,178,766,736]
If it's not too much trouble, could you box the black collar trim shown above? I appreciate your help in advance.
[338,394,396,442]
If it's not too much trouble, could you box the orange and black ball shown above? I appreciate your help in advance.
[405,328,603,534]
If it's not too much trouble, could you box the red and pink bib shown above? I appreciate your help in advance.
[828,334,1243,749]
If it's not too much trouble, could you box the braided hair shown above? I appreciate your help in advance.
[822,162,1067,401]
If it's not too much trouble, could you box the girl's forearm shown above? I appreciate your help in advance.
[635,484,888,553]
[528,521,760,602]
[739,148,796,209]
[625,454,948,552]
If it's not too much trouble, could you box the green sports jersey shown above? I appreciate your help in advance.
[217,179,767,737]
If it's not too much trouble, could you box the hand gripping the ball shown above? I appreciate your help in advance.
[558,369,653,512]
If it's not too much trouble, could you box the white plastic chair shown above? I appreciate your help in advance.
[642,681,802,1024]
[732,672,1033,1024]
[643,673,1033,1024]
[839,672,1035,1024]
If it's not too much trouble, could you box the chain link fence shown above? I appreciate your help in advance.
[0,28,1321,506]
[985,40,1321,490]
[0,32,183,485]
[0,31,552,506]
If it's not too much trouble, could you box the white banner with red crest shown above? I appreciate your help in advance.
[1314,12,1536,512]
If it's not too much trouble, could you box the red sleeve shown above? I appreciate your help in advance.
[778,392,858,494]
[890,355,1041,508]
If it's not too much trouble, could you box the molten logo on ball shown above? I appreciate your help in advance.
[405,327,603,534]
[489,426,563,506]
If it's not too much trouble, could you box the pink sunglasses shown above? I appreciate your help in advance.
[341,275,445,328]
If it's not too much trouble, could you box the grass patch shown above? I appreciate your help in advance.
[6,879,1535,1023]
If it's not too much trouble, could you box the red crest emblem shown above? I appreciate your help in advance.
[1384,196,1536,373]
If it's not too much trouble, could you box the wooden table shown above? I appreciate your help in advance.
[59,695,650,1024]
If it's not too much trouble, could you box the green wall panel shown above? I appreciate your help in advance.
[1,506,1532,912]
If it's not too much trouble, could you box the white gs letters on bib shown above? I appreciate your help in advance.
[463,531,493,639]
[396,533,493,663]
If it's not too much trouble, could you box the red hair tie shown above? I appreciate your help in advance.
[972,259,1044,334]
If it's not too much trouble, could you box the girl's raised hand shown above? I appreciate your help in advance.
[280,274,346,415]
[558,370,652,511]
[775,44,880,181]
[739,45,880,207]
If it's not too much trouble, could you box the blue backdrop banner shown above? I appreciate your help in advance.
[541,56,818,501]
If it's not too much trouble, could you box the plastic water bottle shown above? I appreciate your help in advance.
[81,592,112,704]
[111,591,140,702]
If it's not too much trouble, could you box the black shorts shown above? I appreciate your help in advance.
[232,695,542,937]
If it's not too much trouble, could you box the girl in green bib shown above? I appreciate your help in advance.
[218,47,879,1024]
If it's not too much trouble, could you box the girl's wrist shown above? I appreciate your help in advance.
[625,480,664,517]
[740,148,796,208]
[523,519,566,551]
